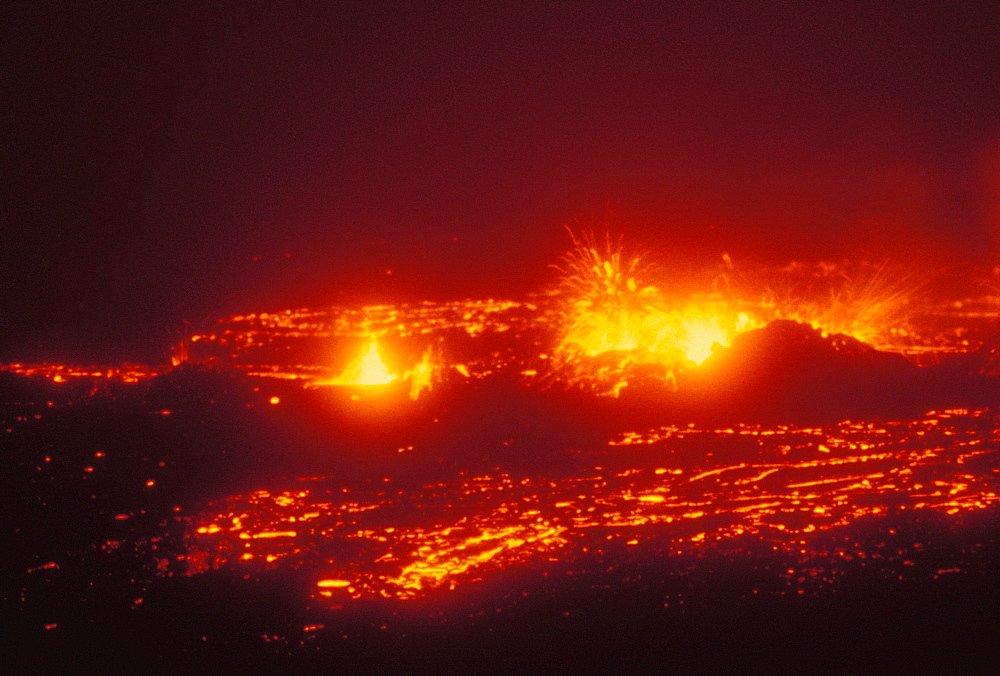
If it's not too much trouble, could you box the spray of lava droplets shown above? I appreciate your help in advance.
[548,230,753,395]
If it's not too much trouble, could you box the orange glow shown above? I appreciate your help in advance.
[1,363,163,383]
[678,315,730,364]
[326,339,397,386]
[549,232,758,393]
[310,337,440,399]
[540,236,933,395]
[381,519,567,597]
[404,346,437,400]
[180,409,1000,603]
[148,256,990,399]
[737,259,924,351]
[9,238,1000,636]
[347,340,396,385]
[553,231,670,358]
[240,530,297,539]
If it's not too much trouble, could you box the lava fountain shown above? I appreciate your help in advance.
[548,231,757,394]
[327,339,397,386]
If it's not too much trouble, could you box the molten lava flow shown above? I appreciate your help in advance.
[332,339,397,386]
[0,362,161,383]
[179,410,1000,603]
[404,346,436,400]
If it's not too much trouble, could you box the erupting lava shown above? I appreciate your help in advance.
[549,231,756,394]
[736,259,924,351]
[330,339,397,386]
[543,233,935,396]
[147,230,953,402]
[553,231,672,357]
[678,313,754,365]
[5,227,1000,643]
[406,346,436,401]
[313,338,438,400]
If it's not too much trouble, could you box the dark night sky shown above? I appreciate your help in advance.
[4,1,999,362]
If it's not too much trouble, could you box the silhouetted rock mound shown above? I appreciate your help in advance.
[677,320,923,423]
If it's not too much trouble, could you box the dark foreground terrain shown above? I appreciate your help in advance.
[3,347,1000,673]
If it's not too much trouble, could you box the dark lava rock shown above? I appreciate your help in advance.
[675,320,926,423]
[939,334,1000,377]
